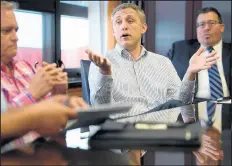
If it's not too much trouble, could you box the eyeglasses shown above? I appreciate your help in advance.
[196,20,221,28]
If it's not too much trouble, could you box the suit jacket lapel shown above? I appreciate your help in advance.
[189,42,200,59]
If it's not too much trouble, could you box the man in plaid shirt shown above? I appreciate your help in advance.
[1,1,68,107]
[1,1,69,152]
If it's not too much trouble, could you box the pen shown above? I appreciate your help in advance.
[34,61,39,69]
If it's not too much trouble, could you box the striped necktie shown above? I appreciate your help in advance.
[207,46,224,125]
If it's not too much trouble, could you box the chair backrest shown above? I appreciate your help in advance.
[80,60,91,105]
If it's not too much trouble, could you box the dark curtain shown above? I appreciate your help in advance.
[120,0,145,45]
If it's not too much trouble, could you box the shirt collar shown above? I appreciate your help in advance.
[200,40,222,59]
[1,59,16,73]
[200,40,222,51]
[213,39,222,52]
[114,43,148,60]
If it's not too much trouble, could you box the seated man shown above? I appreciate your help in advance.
[1,1,67,107]
[1,0,77,153]
[167,7,230,100]
[166,7,231,132]
[87,3,218,123]
[1,91,88,153]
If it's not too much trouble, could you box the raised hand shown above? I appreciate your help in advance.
[187,47,219,74]
[85,49,112,75]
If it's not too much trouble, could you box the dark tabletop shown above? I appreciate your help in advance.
[1,102,231,165]
[1,139,132,165]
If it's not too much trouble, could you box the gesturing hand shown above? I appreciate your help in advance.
[188,47,219,74]
[85,49,112,75]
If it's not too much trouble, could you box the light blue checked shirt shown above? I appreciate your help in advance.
[89,44,196,123]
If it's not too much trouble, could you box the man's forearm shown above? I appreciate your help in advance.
[90,74,113,105]
[186,72,196,81]
[180,105,196,123]
[179,72,195,104]
[10,90,38,107]
[1,107,35,139]
[89,64,113,105]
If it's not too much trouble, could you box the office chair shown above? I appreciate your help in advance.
[80,60,91,105]
[80,60,91,133]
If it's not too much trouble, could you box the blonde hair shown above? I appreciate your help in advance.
[111,3,146,24]
[1,1,19,10]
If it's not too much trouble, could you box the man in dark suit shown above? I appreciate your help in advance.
[167,8,230,92]
[167,7,231,103]
[167,7,231,164]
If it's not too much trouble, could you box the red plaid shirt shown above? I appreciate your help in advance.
[1,59,51,153]
[1,59,51,107]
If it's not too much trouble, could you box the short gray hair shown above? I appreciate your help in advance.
[111,3,146,24]
[1,1,19,10]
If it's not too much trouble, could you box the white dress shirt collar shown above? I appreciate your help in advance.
[213,39,223,52]
[115,43,147,60]
[200,40,223,57]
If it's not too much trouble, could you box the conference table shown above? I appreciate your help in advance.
[0,138,135,165]
[1,102,231,165]
[142,102,231,166]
